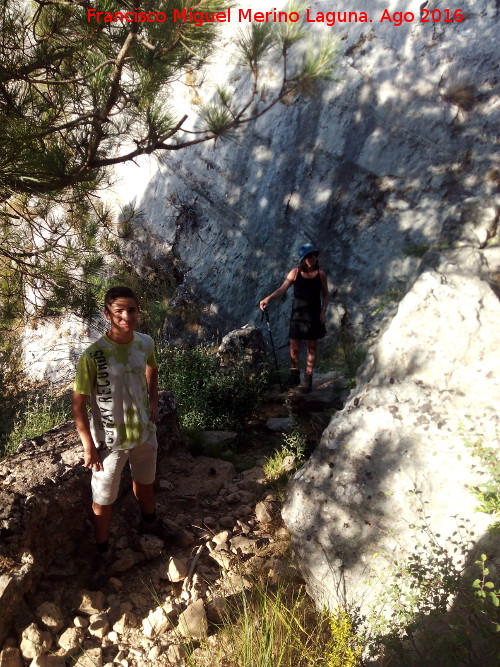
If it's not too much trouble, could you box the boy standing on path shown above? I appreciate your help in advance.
[72,286,162,583]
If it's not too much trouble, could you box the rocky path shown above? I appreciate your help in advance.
[0,372,344,667]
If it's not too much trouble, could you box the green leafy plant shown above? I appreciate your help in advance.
[326,609,363,667]
[158,344,270,434]
[371,280,406,316]
[1,391,72,457]
[464,436,500,523]
[365,512,500,665]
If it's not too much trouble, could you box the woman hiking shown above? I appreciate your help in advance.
[259,243,329,393]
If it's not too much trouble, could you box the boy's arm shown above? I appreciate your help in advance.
[146,365,159,423]
[72,392,103,471]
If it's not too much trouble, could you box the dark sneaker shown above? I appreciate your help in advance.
[300,372,313,394]
[87,549,114,590]
[286,368,301,388]
[140,517,180,542]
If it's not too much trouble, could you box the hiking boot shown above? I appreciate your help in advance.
[300,372,313,394]
[87,548,114,590]
[140,517,181,543]
[287,368,301,388]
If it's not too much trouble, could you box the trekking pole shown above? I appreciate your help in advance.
[261,307,282,390]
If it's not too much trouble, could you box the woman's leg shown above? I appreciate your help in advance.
[306,339,318,374]
[289,338,300,369]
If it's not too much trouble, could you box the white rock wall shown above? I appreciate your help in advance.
[282,244,500,617]
[104,0,498,345]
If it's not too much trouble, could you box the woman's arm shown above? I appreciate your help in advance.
[259,269,297,310]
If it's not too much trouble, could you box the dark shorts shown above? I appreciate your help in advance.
[289,319,326,340]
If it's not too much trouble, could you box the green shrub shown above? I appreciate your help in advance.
[464,436,500,522]
[327,609,363,667]
[366,513,500,665]
[1,391,72,457]
[158,344,270,433]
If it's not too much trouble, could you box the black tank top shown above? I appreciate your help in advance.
[291,270,322,322]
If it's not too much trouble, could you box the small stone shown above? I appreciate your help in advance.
[75,590,106,615]
[129,593,148,608]
[177,599,208,640]
[281,455,296,472]
[73,616,88,628]
[20,624,52,660]
[113,650,128,663]
[112,612,137,634]
[219,516,235,529]
[202,516,216,526]
[230,535,259,554]
[58,627,85,656]
[265,417,293,432]
[106,631,118,643]
[109,549,137,574]
[147,646,161,660]
[128,649,142,658]
[177,528,195,547]
[236,519,252,534]
[255,501,275,525]
[208,548,232,569]
[166,644,186,665]
[205,597,228,624]
[158,479,174,491]
[236,505,253,517]
[36,602,65,633]
[139,534,164,560]
[212,530,230,547]
[108,578,122,592]
[74,647,102,667]
[167,557,188,582]
[142,603,178,638]
[88,613,109,639]
[115,537,128,550]
[29,656,66,667]
[0,647,23,667]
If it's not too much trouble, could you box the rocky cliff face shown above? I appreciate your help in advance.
[103,0,498,348]
[20,0,498,378]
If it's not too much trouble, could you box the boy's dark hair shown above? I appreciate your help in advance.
[104,286,139,312]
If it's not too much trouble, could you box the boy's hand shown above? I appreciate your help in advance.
[84,445,104,472]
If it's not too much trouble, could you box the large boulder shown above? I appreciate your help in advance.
[283,246,500,617]
[0,389,181,644]
[217,326,266,370]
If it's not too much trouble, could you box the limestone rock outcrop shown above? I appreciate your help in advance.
[104,0,498,350]
[19,2,498,380]
[283,245,500,616]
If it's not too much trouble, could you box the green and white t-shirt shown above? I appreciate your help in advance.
[73,332,158,450]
